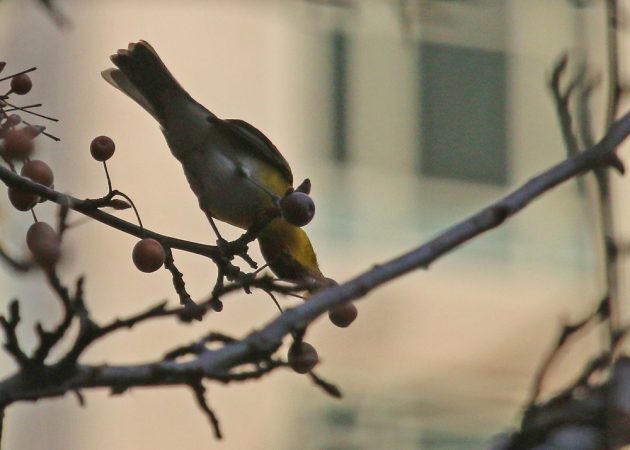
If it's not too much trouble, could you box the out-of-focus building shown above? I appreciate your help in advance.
[0,1,620,449]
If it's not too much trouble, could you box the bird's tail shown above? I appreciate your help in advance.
[102,41,190,126]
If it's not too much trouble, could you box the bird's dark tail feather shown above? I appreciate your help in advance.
[102,41,189,125]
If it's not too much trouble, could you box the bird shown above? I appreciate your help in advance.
[102,40,325,285]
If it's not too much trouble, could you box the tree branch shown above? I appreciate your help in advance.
[0,105,627,412]
[0,300,29,368]
[190,380,222,439]
[0,244,30,272]
[0,168,221,261]
[31,272,79,364]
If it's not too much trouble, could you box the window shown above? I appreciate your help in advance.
[419,42,508,185]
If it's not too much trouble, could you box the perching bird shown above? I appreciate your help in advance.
[102,40,324,285]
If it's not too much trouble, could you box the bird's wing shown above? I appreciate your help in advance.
[222,118,293,184]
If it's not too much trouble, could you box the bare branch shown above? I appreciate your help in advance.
[549,54,581,159]
[526,297,608,407]
[0,300,29,368]
[97,301,171,335]
[240,110,630,357]
[605,0,621,129]
[164,332,237,361]
[308,371,342,398]
[190,381,222,439]
[0,167,222,261]
[162,246,209,322]
[0,96,629,447]
[495,353,616,450]
[32,272,77,364]
[0,104,624,408]
[212,360,286,383]
[0,244,31,272]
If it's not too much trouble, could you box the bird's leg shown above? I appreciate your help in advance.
[207,215,225,243]
[205,212,257,270]
[202,209,228,247]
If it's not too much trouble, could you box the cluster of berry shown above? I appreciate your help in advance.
[0,69,60,270]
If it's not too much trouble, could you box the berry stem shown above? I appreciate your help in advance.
[103,161,113,193]
[111,190,143,231]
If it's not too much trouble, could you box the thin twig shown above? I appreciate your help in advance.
[605,0,620,129]
[599,0,624,348]
[526,297,608,407]
[0,67,36,83]
[0,245,31,272]
[308,371,342,398]
[0,99,58,122]
[190,381,222,439]
[549,54,582,159]
[0,167,222,260]
[31,273,78,364]
[0,301,29,368]
[162,247,205,321]
[549,53,622,350]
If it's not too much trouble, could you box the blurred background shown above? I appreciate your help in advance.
[0,0,625,448]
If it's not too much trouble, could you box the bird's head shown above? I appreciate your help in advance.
[257,218,331,289]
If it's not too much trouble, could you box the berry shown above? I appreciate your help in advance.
[280,191,315,227]
[26,222,60,269]
[8,187,38,211]
[10,74,32,95]
[132,238,165,273]
[90,135,115,161]
[288,341,318,374]
[21,160,54,187]
[3,129,34,160]
[328,303,358,328]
